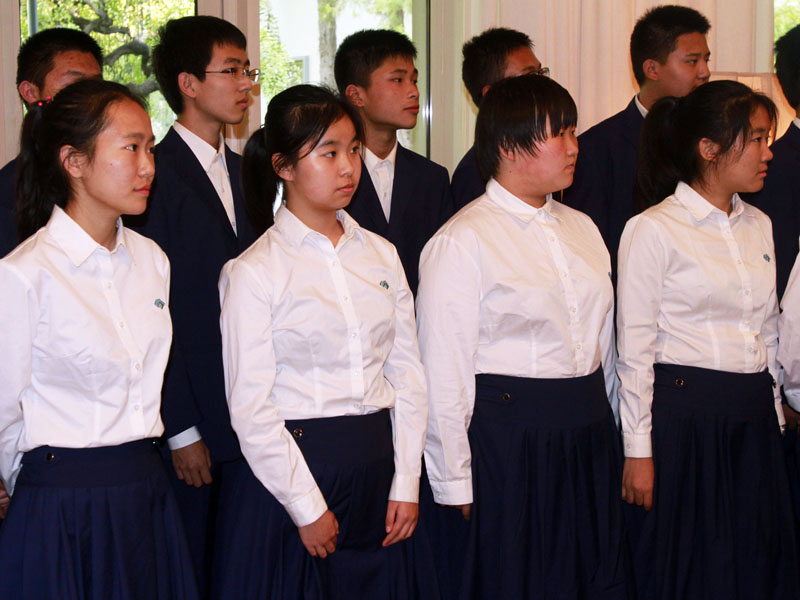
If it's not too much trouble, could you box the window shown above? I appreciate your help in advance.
[19,0,196,141]
[258,0,428,155]
[775,0,800,41]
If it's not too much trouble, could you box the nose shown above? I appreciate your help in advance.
[566,134,578,157]
[408,80,419,99]
[698,59,710,81]
[141,150,155,181]
[240,72,254,92]
[764,144,773,162]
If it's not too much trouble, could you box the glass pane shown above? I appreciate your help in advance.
[19,0,196,142]
[259,0,428,155]
[775,0,800,41]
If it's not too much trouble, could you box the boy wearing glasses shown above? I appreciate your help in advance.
[562,5,711,275]
[127,16,260,597]
[451,28,546,209]
[335,29,452,296]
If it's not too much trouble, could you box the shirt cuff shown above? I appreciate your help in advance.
[429,477,473,505]
[388,473,420,503]
[167,426,202,450]
[284,485,328,528]
[622,432,652,457]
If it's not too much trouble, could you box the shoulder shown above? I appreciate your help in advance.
[124,227,169,269]
[552,200,604,234]
[578,103,636,144]
[0,227,53,285]
[397,145,449,180]
[741,200,774,230]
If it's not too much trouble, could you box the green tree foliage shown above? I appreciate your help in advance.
[350,0,410,33]
[260,0,303,102]
[775,0,800,42]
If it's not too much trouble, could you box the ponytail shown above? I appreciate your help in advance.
[633,96,682,213]
[242,127,278,237]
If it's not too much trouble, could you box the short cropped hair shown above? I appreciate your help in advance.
[776,25,800,109]
[475,74,577,182]
[630,5,710,85]
[16,28,102,95]
[461,28,533,107]
[153,16,247,114]
[334,29,417,96]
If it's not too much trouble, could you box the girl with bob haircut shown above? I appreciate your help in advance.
[416,74,631,599]
[619,79,800,598]
[0,78,197,599]
[212,84,435,599]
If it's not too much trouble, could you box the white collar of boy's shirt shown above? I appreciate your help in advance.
[274,205,366,249]
[47,205,130,267]
[634,95,648,118]
[363,139,398,173]
[173,120,229,177]
[673,180,744,222]
[485,178,560,225]
[793,116,800,131]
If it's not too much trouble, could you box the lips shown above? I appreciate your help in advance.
[405,105,420,114]
[135,186,151,195]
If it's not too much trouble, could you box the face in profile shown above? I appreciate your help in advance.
[66,99,155,220]
[23,50,102,104]
[351,55,420,131]
[502,46,543,79]
[653,32,711,98]
[712,104,773,196]
[190,43,254,126]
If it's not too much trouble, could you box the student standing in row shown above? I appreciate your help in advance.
[126,16,261,597]
[0,27,102,258]
[212,84,432,599]
[417,74,631,600]
[335,29,452,295]
[618,80,799,599]
[563,5,710,273]
[0,78,197,600]
[451,27,546,210]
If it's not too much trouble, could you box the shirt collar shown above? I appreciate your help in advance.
[47,205,130,267]
[634,95,648,118]
[673,180,745,222]
[793,116,800,132]
[363,139,398,172]
[172,121,228,175]
[485,178,560,224]
[274,205,366,248]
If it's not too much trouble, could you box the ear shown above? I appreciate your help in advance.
[18,80,41,105]
[60,145,88,179]
[177,72,198,100]
[498,145,517,163]
[698,137,721,162]
[642,58,660,82]
[345,83,366,108]
[272,153,294,182]
[481,83,492,99]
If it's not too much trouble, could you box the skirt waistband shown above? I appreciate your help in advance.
[19,439,162,488]
[283,409,392,465]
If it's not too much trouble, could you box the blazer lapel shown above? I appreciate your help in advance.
[620,98,644,150]
[353,157,389,234]
[387,144,413,235]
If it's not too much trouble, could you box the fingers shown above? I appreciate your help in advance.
[461,504,471,521]
[382,502,419,547]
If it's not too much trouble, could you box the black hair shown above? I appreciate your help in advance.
[16,79,147,240]
[461,27,533,107]
[630,5,710,86]
[242,84,364,234]
[153,16,247,114]
[16,27,103,106]
[334,29,417,96]
[776,24,800,109]
[475,74,577,182]
[634,80,777,212]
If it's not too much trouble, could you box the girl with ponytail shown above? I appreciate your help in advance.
[214,84,434,599]
[0,78,197,599]
[618,79,799,598]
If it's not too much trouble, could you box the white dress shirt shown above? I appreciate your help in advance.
[617,182,783,458]
[363,140,398,221]
[0,206,171,494]
[218,206,427,527]
[416,178,618,506]
[779,249,800,411]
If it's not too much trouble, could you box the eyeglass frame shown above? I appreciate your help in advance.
[203,67,261,83]
[534,66,550,77]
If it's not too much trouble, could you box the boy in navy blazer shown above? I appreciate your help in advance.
[0,28,102,258]
[334,29,452,295]
[562,5,710,271]
[125,16,260,596]
[451,28,545,210]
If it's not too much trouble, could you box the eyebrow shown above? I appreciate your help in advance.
[222,57,249,66]
[123,132,156,143]
[389,68,419,76]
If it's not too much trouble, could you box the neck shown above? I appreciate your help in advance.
[637,85,664,112]
[363,124,397,159]
[177,109,222,150]
[690,179,733,215]
[286,201,344,246]
[495,171,548,209]
[65,199,119,251]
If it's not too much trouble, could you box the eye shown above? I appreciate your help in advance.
[324,150,337,158]
[687,59,698,65]
[222,67,238,75]
[125,144,138,151]
[349,145,360,154]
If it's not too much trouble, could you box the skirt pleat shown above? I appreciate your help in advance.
[0,439,198,600]
[630,364,800,600]
[211,409,439,600]
[460,369,632,600]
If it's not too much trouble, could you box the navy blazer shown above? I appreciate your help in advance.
[562,98,643,272]
[451,146,485,210]
[750,124,800,299]
[346,144,452,294]
[0,157,19,258]
[126,127,258,463]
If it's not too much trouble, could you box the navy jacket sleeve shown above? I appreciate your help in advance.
[451,146,485,211]
[0,158,19,258]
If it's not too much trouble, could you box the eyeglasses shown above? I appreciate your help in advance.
[204,67,261,83]
[535,66,550,77]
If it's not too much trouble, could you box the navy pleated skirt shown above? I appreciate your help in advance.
[628,364,800,600]
[0,439,199,600]
[455,369,632,600]
[211,409,439,600]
